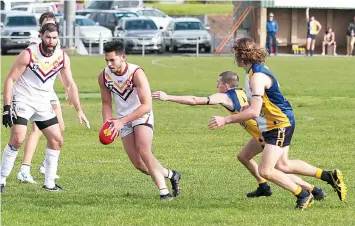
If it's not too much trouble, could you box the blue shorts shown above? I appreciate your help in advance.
[307,34,316,40]
[261,121,295,147]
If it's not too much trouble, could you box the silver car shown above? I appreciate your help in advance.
[114,17,164,53]
[163,17,212,53]
[1,12,40,54]
[57,16,112,46]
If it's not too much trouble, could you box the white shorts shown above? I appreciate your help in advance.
[119,111,154,138]
[12,100,56,123]
[50,92,60,105]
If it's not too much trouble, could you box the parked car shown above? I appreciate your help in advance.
[1,0,36,11]
[114,17,164,53]
[125,7,172,30]
[1,12,40,54]
[57,15,112,46]
[86,0,144,10]
[163,17,212,53]
[11,3,58,19]
[89,10,138,35]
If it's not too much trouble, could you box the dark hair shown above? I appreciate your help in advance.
[40,23,59,35]
[232,37,267,65]
[39,12,56,26]
[219,71,239,87]
[104,40,125,55]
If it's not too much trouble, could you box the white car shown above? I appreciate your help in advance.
[11,3,58,20]
[163,17,212,53]
[57,16,112,46]
[124,7,172,31]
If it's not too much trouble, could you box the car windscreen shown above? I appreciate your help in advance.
[125,20,157,30]
[174,21,204,31]
[88,1,140,9]
[112,1,140,8]
[76,18,96,26]
[5,16,37,26]
[115,12,137,20]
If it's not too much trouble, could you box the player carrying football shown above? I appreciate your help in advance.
[98,40,181,200]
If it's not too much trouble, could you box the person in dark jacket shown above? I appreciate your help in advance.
[346,16,355,56]
[266,12,279,55]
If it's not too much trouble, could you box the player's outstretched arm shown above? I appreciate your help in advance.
[60,52,90,128]
[98,71,112,123]
[152,91,228,106]
[306,8,310,21]
[208,73,267,130]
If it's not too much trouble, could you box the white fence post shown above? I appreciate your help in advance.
[63,20,67,47]
[74,25,80,48]
[99,32,103,55]
[196,37,200,57]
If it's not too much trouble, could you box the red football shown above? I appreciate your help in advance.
[99,118,118,145]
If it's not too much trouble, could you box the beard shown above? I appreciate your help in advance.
[41,41,58,55]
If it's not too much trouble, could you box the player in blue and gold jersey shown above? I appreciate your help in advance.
[208,38,346,210]
[153,71,326,200]
[306,8,322,56]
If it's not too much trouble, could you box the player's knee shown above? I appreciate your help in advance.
[258,167,273,180]
[48,135,63,149]
[9,136,25,149]
[237,152,248,163]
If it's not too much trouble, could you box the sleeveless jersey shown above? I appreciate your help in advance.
[103,63,143,118]
[224,88,263,143]
[308,20,319,35]
[12,43,64,104]
[245,63,294,132]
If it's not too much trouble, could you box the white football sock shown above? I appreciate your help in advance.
[0,144,19,185]
[21,163,31,174]
[159,188,169,196]
[45,148,60,188]
[167,169,173,179]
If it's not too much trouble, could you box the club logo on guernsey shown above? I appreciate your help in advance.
[32,64,39,71]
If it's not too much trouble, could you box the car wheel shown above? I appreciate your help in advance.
[172,46,178,53]
[1,48,8,55]
[204,46,211,53]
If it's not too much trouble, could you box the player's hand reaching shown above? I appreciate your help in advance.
[208,116,227,130]
[107,118,124,140]
[2,105,17,128]
[77,110,90,129]
[152,91,168,101]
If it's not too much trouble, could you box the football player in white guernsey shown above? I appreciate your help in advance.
[17,12,66,184]
[98,41,181,200]
[1,23,90,193]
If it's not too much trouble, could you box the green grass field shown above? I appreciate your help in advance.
[1,55,354,225]
[145,3,233,15]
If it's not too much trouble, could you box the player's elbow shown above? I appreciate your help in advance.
[141,103,152,114]
[249,110,260,119]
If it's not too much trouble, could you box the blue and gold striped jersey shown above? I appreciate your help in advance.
[245,63,294,132]
[224,88,264,143]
